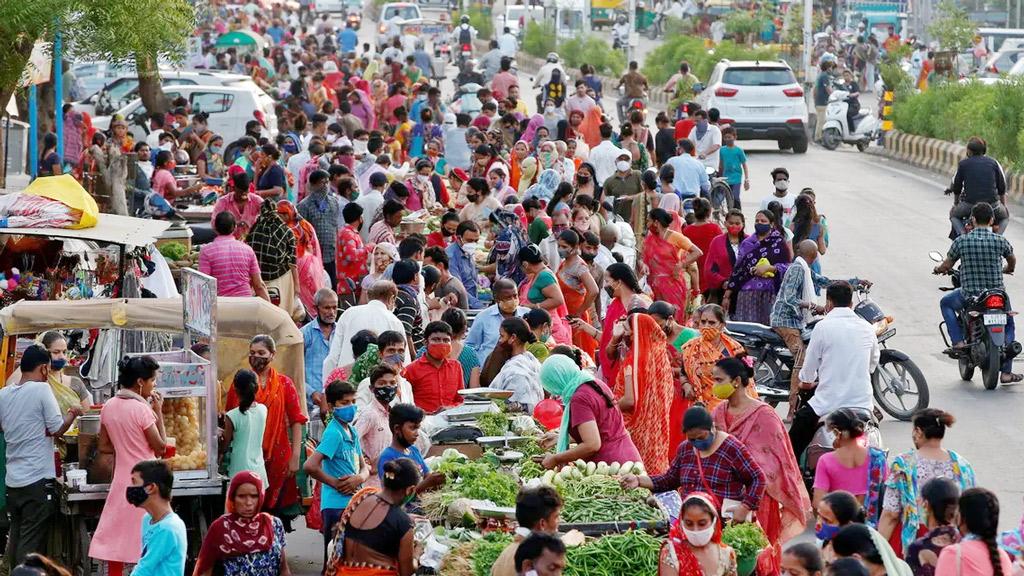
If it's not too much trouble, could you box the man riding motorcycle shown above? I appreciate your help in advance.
[612,14,630,50]
[933,202,1021,384]
[947,137,1009,235]
[616,60,648,125]
[451,15,477,62]
[788,281,880,459]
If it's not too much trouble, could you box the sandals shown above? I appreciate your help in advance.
[1000,372,1024,385]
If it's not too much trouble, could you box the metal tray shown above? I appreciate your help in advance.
[457,388,515,400]
[441,402,498,422]
[475,435,532,447]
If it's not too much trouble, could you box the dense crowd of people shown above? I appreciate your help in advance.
[6,1,1024,576]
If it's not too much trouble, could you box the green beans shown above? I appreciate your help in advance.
[560,497,666,523]
[563,530,663,575]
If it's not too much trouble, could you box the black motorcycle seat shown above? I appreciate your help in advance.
[726,321,784,344]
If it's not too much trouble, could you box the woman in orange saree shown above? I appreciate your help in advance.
[225,335,308,524]
[711,357,812,575]
[578,106,604,149]
[641,208,700,324]
[555,230,600,361]
[614,313,675,475]
[277,200,326,317]
[680,304,751,411]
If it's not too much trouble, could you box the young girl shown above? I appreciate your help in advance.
[660,492,738,576]
[221,370,268,486]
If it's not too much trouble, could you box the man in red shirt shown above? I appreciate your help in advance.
[402,321,464,414]
[673,102,700,141]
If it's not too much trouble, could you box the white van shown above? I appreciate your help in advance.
[76,71,258,117]
[92,84,278,145]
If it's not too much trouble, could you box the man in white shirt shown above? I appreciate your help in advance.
[533,53,565,91]
[497,27,518,58]
[355,172,388,241]
[588,123,625,184]
[565,81,598,117]
[758,166,797,228]
[686,109,722,170]
[322,280,410,376]
[790,281,879,458]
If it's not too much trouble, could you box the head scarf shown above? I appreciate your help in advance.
[538,141,558,170]
[349,344,382,385]
[518,157,539,193]
[369,242,399,277]
[522,115,546,147]
[194,471,275,576]
[579,106,605,148]
[539,355,593,452]
[525,169,560,201]
[669,492,725,576]
[276,200,311,245]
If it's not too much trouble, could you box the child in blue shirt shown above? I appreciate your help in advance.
[377,403,445,492]
[303,380,370,574]
[717,126,749,209]
[128,460,187,576]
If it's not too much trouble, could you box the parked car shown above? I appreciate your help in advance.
[498,4,544,38]
[978,48,1024,77]
[92,84,278,145]
[696,59,809,153]
[76,71,258,117]
[377,2,423,48]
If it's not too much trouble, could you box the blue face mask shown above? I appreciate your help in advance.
[50,358,67,371]
[754,223,771,236]
[334,404,357,423]
[691,430,715,451]
[815,522,841,542]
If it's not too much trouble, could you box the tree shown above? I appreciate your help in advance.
[928,0,977,51]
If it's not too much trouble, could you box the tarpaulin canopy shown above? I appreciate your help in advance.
[214,30,268,50]
[21,174,100,229]
[0,213,171,247]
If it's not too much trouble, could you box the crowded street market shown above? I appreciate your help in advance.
[2,0,1024,575]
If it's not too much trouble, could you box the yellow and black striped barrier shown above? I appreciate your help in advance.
[881,90,894,132]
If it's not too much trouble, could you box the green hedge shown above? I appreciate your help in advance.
[523,21,556,59]
[892,79,1024,171]
[642,36,779,86]
[559,35,626,77]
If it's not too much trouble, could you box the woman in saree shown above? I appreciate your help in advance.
[194,472,290,576]
[277,200,326,317]
[640,208,702,324]
[517,156,538,193]
[325,458,420,576]
[680,305,749,410]
[711,357,812,574]
[878,409,976,557]
[40,331,91,413]
[518,244,572,345]
[522,115,546,148]
[556,229,599,361]
[509,140,531,191]
[488,208,530,286]
[599,263,651,385]
[658,492,739,576]
[649,301,698,455]
[225,335,308,527]
[723,209,791,325]
[578,105,604,149]
[613,311,675,475]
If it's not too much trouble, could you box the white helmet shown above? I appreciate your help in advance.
[546,52,559,63]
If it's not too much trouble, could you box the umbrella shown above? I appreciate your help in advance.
[214,30,268,50]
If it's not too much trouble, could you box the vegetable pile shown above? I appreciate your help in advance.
[476,411,510,437]
[563,530,663,575]
[434,458,520,507]
[540,460,665,524]
[470,532,514,576]
[158,241,189,262]
[722,522,769,558]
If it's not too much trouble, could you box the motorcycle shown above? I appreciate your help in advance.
[705,167,734,226]
[820,89,880,152]
[726,285,930,421]
[455,42,473,68]
[930,251,1022,390]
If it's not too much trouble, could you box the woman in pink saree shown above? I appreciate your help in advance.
[277,200,326,317]
[641,208,701,324]
[711,357,812,575]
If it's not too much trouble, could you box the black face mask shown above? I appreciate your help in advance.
[373,385,398,406]
[580,252,596,263]
[396,433,413,448]
[126,485,149,507]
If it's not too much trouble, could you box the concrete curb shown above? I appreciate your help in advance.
[879,130,1024,201]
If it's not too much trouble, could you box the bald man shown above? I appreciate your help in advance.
[770,240,869,417]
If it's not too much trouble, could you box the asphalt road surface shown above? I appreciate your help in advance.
[282,13,1024,574]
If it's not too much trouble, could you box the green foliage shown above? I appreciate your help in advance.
[927,0,977,51]
[559,35,627,76]
[892,79,1024,171]
[880,61,914,95]
[466,7,494,41]
[642,35,779,85]
[723,10,768,41]
[781,3,827,46]
[471,532,514,576]
[523,21,557,59]
[722,522,769,558]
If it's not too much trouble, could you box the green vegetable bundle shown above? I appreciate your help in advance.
[722,522,769,558]
[476,412,510,437]
[563,530,663,575]
[561,497,665,523]
[518,460,545,480]
[471,532,514,576]
[158,241,189,262]
[435,460,520,507]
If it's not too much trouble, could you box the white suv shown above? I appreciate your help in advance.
[697,60,810,153]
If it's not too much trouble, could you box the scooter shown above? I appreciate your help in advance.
[820,89,880,152]
[930,251,1022,390]
[726,284,930,421]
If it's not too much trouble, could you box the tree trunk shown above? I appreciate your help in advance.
[0,40,37,189]
[135,53,168,117]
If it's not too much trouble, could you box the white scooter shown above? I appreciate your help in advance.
[821,89,880,152]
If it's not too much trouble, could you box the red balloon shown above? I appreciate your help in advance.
[533,398,564,431]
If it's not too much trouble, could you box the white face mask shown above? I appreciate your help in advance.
[327,134,338,144]
[462,241,478,254]
[775,180,789,192]
[616,160,631,173]
[354,139,368,154]
[160,142,174,152]
[683,525,715,547]
[417,174,430,184]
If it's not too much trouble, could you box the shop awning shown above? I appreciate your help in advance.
[214,30,268,50]
[0,214,171,247]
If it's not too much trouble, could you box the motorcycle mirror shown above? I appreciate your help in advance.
[692,83,704,93]
[928,251,943,262]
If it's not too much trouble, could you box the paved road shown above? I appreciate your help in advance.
[284,15,1024,575]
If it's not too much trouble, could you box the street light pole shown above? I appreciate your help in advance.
[627,0,636,64]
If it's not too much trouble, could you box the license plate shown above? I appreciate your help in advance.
[984,313,1007,326]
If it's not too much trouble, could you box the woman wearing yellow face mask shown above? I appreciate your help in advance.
[710,356,812,573]
[678,304,751,410]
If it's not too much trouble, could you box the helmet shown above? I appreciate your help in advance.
[461,14,470,24]
[546,52,559,63]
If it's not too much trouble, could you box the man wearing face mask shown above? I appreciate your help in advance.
[445,220,487,308]
[402,321,464,414]
[466,278,531,365]
[352,330,416,413]
[302,380,371,573]
[760,167,796,228]
[492,486,564,576]
[601,151,643,222]
[685,109,722,171]
[324,281,409,374]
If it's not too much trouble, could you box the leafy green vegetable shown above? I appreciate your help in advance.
[722,522,769,558]
[434,460,520,507]
[471,532,513,576]
[158,241,188,262]
[476,411,510,437]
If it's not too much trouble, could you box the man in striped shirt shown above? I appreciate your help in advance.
[198,211,270,300]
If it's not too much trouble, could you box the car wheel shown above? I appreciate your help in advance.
[791,135,809,154]
[821,128,840,151]
[856,140,869,152]
[777,139,792,151]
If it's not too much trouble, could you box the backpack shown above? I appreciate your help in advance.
[458,25,472,46]
[546,69,565,106]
